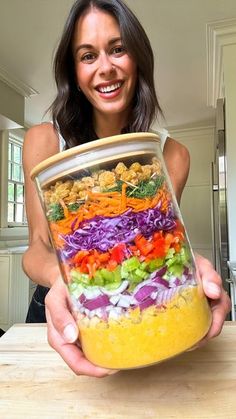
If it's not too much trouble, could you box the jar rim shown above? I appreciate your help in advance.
[30,132,160,180]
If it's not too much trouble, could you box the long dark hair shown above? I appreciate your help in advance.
[50,0,163,149]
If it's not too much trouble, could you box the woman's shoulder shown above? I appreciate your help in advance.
[164,136,190,160]
[23,122,61,171]
[25,122,58,142]
[24,122,60,158]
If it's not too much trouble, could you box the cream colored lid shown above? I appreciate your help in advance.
[30,132,160,180]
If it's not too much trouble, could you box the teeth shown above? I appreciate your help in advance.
[99,82,121,93]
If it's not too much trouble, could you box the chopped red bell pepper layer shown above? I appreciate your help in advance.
[68,227,185,278]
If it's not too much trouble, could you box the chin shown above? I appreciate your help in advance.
[100,103,129,115]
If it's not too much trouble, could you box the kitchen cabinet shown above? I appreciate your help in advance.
[0,256,10,325]
[222,44,236,262]
[207,21,236,265]
[228,261,236,320]
[0,249,30,330]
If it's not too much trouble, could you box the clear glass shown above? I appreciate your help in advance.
[13,144,21,164]
[15,203,23,223]
[16,184,24,203]
[7,203,14,223]
[33,133,212,369]
[8,182,14,202]
[12,163,21,182]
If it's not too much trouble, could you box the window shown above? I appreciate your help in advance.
[7,135,27,225]
[0,129,28,236]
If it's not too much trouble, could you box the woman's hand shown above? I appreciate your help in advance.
[45,255,231,372]
[45,278,119,377]
[195,254,231,344]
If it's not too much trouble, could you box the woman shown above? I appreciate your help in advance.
[22,0,230,377]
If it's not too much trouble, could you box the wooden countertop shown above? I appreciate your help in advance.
[0,322,236,418]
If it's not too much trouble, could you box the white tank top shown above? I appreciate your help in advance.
[58,131,66,152]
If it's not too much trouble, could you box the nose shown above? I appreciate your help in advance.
[98,53,115,76]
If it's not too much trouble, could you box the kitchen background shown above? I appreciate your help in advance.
[0,0,236,330]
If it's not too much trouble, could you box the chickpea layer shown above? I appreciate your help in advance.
[44,158,162,205]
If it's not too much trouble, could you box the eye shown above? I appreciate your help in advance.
[111,45,126,56]
[81,52,96,63]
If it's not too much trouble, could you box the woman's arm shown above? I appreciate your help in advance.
[163,136,190,204]
[22,123,61,287]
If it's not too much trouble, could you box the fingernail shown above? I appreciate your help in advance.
[63,324,78,342]
[206,283,221,297]
[107,369,119,375]
[186,345,198,352]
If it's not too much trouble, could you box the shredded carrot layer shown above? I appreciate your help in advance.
[49,187,170,248]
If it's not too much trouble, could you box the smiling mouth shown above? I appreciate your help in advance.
[96,82,123,93]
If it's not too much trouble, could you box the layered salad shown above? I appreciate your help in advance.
[42,157,211,368]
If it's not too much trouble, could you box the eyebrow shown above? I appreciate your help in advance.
[74,37,122,56]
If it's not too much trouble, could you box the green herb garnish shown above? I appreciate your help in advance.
[47,203,64,221]
[68,202,81,212]
[104,180,123,193]
[104,176,164,198]
[130,176,164,198]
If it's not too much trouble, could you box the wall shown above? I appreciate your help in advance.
[0,80,24,128]
[169,126,215,262]
[223,44,236,262]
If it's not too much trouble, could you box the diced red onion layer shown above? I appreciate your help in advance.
[132,277,158,293]
[109,295,121,305]
[153,277,169,288]
[83,287,101,299]
[136,297,155,310]
[134,285,158,302]
[156,288,177,305]
[117,295,136,308]
[83,294,110,310]
[156,266,167,277]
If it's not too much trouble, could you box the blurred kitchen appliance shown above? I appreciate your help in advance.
[211,98,232,317]
[227,262,236,321]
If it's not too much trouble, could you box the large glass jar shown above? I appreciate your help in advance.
[31,133,212,369]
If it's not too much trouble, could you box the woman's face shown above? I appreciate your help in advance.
[73,8,137,123]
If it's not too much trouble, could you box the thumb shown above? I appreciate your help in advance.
[45,278,79,343]
[195,254,221,299]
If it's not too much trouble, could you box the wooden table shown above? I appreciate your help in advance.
[0,322,236,418]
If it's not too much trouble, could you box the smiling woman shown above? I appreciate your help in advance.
[49,0,162,148]
[21,0,230,377]
[72,9,137,129]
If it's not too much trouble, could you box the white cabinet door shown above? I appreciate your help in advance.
[0,255,10,327]
[0,253,30,330]
[10,254,30,324]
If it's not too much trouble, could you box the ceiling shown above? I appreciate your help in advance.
[1,0,236,130]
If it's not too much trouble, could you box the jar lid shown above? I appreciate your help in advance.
[31,132,160,187]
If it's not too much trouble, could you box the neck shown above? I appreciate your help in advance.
[93,111,129,138]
